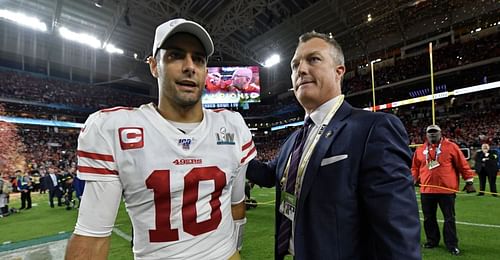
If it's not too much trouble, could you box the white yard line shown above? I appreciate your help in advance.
[418,211,500,228]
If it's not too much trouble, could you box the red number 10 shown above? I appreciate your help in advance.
[145,166,226,242]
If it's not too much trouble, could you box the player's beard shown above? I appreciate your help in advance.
[173,90,201,107]
[162,82,202,108]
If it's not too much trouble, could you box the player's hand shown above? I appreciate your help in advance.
[462,181,476,193]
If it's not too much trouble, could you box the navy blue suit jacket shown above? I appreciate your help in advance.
[247,101,421,260]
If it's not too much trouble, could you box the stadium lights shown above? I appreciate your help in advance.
[58,27,101,49]
[104,43,124,55]
[0,9,47,32]
[263,54,280,67]
[475,27,482,32]
[94,0,104,8]
[367,14,372,22]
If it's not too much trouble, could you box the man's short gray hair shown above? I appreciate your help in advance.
[298,31,345,66]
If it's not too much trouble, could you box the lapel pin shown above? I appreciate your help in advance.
[325,131,333,138]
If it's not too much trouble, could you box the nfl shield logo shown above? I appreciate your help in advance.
[178,138,192,150]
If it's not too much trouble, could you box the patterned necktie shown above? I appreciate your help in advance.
[277,117,313,256]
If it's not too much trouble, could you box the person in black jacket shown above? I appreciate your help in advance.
[475,143,499,196]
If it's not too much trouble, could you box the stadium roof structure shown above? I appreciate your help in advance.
[1,0,498,99]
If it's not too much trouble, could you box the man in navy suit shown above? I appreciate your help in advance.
[45,165,63,208]
[246,31,421,259]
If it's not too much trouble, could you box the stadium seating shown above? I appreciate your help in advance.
[0,31,498,165]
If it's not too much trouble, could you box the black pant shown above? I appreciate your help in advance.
[49,188,62,207]
[421,193,457,249]
[1,205,8,215]
[478,170,497,195]
[20,190,32,209]
[63,187,74,209]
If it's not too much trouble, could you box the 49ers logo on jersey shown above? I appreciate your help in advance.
[172,158,202,165]
[119,127,144,150]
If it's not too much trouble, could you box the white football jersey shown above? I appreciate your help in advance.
[75,103,256,260]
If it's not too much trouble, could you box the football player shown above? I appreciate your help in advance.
[65,18,256,260]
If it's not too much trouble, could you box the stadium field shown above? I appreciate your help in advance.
[0,181,499,260]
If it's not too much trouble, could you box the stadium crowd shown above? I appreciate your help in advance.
[0,33,496,114]
[0,127,79,217]
[0,70,154,110]
[345,32,500,94]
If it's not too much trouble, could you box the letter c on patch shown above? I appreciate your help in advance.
[119,127,144,150]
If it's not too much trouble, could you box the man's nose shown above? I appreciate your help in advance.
[182,54,196,75]
[296,60,308,76]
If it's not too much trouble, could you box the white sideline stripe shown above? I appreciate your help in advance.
[113,227,132,242]
[453,221,500,228]
[418,211,500,228]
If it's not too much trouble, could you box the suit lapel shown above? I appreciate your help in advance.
[297,101,353,209]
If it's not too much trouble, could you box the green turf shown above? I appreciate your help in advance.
[241,187,276,260]
[1,184,499,259]
[417,191,500,260]
[0,193,78,243]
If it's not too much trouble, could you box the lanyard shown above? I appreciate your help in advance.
[282,95,345,196]
[424,142,441,162]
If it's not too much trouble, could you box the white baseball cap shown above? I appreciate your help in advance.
[426,125,441,133]
[152,18,214,59]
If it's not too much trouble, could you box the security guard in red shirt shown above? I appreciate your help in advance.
[412,125,476,256]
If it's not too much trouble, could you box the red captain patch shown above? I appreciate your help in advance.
[119,127,144,150]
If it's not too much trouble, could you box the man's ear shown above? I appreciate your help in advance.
[335,64,345,79]
[148,56,159,78]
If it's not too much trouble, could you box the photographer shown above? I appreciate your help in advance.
[60,167,76,210]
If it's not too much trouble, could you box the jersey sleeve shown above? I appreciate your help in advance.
[74,180,123,237]
[77,112,119,181]
[233,112,256,166]
[231,164,247,204]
